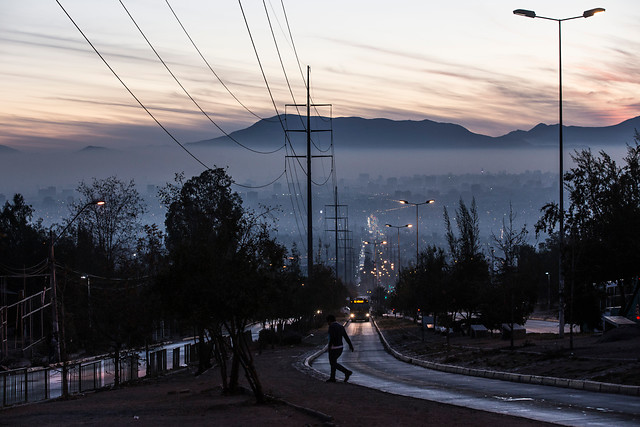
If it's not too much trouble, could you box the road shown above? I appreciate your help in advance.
[525,319,571,334]
[311,321,640,426]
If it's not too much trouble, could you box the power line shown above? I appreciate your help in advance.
[278,0,328,122]
[233,168,287,189]
[164,0,276,124]
[56,0,211,170]
[262,0,305,130]
[57,1,289,190]
[118,0,284,156]
[285,145,307,252]
[238,0,302,156]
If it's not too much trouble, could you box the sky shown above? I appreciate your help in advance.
[1,0,639,153]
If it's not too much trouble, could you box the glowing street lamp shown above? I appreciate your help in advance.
[399,199,434,264]
[513,6,605,339]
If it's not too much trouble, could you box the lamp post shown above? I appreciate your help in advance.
[385,224,412,280]
[545,272,551,311]
[49,200,104,396]
[363,239,387,288]
[81,275,92,329]
[513,7,604,338]
[399,199,434,264]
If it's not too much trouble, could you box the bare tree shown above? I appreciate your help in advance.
[73,176,146,274]
[491,203,530,348]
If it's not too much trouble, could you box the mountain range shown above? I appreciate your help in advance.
[190,115,640,150]
[1,116,638,154]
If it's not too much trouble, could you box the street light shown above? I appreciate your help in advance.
[81,275,92,329]
[399,199,434,264]
[545,272,551,311]
[49,200,104,396]
[514,7,604,339]
[385,224,412,280]
[363,239,387,288]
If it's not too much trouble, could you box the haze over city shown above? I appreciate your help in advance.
[1,0,639,251]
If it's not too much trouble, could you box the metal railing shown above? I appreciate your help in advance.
[1,341,196,408]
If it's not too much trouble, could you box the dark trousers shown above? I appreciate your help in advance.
[328,347,349,379]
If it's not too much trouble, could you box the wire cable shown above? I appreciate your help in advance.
[262,0,305,130]
[238,0,302,157]
[285,145,307,252]
[233,168,286,189]
[118,0,284,156]
[164,0,276,123]
[58,1,287,191]
[279,0,329,122]
[56,0,211,170]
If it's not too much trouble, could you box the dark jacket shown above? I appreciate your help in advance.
[328,321,354,350]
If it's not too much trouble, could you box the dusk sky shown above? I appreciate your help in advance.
[1,1,638,152]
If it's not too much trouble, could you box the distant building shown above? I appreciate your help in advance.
[38,186,56,199]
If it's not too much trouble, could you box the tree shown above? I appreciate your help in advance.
[0,194,47,266]
[73,176,146,275]
[51,177,151,378]
[485,204,537,347]
[160,168,295,403]
[443,198,490,326]
[536,135,640,330]
[393,245,447,320]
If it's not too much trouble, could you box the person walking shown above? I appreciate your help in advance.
[326,314,354,382]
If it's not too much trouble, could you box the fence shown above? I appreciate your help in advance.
[1,341,196,408]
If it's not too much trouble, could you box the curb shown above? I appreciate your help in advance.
[371,317,640,397]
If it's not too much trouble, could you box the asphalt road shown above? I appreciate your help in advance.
[311,321,640,427]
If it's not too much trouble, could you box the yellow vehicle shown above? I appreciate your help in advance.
[349,297,370,321]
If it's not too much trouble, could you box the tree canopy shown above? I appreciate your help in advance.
[537,135,640,327]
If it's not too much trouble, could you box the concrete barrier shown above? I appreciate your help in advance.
[370,316,640,396]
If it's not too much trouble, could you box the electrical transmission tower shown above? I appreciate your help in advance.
[284,66,332,282]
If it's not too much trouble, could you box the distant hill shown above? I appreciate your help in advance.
[77,145,111,153]
[190,115,522,150]
[190,115,640,150]
[497,116,640,147]
[0,145,19,154]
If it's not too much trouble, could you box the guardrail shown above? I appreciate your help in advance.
[1,341,196,408]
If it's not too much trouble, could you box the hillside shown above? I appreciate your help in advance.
[190,115,640,150]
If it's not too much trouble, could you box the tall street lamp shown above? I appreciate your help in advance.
[385,224,412,280]
[49,200,104,396]
[399,199,434,264]
[513,7,604,338]
[545,272,551,311]
[81,275,92,330]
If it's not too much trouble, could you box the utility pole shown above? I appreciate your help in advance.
[306,66,312,280]
[285,66,332,283]
[325,187,350,282]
